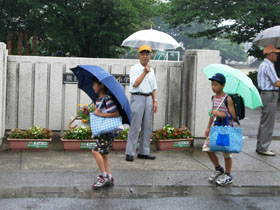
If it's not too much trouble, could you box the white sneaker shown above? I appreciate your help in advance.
[208,169,224,182]
[92,176,109,189]
[216,174,233,186]
[257,150,276,156]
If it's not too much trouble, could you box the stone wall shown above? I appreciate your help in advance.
[5,55,184,132]
[184,50,221,138]
[0,42,221,140]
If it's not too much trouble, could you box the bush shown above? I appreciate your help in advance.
[63,126,93,140]
[77,104,96,123]
[117,128,129,140]
[8,126,53,139]
[248,71,259,92]
[152,124,192,141]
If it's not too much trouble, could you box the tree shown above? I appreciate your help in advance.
[37,0,158,57]
[0,0,158,57]
[0,0,45,55]
[165,0,280,58]
[153,17,247,62]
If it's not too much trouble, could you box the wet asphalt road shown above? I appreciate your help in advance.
[1,186,280,210]
[241,107,280,137]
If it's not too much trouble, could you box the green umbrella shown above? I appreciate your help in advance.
[202,64,263,109]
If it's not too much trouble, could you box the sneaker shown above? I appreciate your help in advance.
[257,150,276,156]
[216,174,233,186]
[92,176,109,189]
[208,169,224,182]
[105,177,114,187]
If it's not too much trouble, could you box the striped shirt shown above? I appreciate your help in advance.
[212,94,233,126]
[95,95,118,113]
[257,58,279,91]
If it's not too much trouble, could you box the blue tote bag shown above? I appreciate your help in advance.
[209,114,243,153]
[90,97,123,137]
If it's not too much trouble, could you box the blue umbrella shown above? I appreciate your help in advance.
[70,65,131,125]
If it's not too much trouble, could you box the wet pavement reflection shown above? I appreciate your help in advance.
[1,185,280,199]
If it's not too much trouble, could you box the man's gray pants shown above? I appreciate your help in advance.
[126,95,153,156]
[257,91,279,152]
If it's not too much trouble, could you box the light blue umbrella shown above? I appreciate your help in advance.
[202,64,263,109]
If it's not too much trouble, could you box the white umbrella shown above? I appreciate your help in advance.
[121,29,180,50]
[253,25,280,47]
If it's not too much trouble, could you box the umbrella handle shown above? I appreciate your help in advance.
[68,115,78,130]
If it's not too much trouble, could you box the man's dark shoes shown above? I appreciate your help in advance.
[126,155,134,161]
[137,154,156,160]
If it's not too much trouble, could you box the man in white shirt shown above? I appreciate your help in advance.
[125,45,158,161]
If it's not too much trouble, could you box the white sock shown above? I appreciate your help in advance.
[101,172,107,178]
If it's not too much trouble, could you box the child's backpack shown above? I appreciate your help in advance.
[211,94,245,125]
[224,94,245,125]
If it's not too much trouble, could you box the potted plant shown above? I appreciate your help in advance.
[68,103,95,129]
[153,124,193,151]
[61,126,98,151]
[7,126,53,151]
[112,128,129,151]
[112,128,153,151]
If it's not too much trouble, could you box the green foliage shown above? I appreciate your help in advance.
[117,128,129,140]
[248,71,259,92]
[0,0,158,57]
[209,39,247,63]
[8,126,53,139]
[63,126,93,140]
[165,0,280,59]
[153,17,247,62]
[77,104,95,123]
[152,124,192,141]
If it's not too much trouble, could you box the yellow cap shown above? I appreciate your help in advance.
[138,45,152,53]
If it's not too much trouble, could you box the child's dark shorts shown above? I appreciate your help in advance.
[92,134,114,155]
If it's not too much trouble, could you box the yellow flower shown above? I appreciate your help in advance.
[84,104,88,107]
[78,104,81,107]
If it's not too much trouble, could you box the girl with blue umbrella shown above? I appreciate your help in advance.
[71,65,131,189]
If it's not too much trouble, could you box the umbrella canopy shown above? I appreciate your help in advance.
[253,25,280,47]
[202,64,263,109]
[121,28,180,50]
[70,65,131,125]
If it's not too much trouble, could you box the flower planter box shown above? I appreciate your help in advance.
[155,138,193,151]
[61,138,97,151]
[7,138,52,151]
[112,139,153,151]
[112,139,127,151]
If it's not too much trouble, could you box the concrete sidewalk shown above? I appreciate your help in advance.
[2,107,280,210]
[1,106,280,201]
[1,138,280,188]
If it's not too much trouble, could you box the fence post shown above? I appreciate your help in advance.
[0,42,8,145]
[183,50,221,138]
